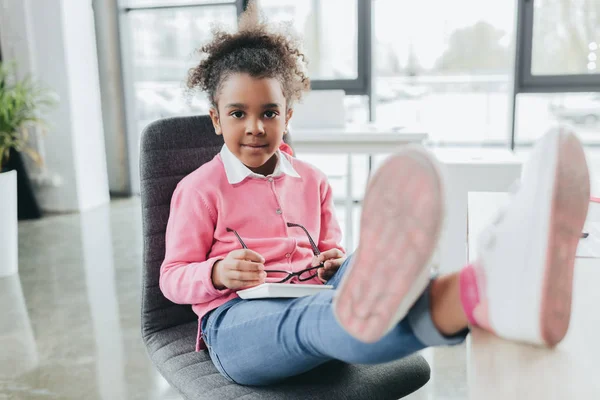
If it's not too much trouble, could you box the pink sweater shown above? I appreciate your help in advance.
[160,149,344,350]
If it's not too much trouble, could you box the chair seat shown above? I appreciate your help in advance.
[148,321,431,400]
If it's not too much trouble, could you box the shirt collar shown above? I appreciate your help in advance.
[220,144,301,184]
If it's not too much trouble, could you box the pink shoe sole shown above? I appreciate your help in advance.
[333,149,444,343]
[541,132,590,347]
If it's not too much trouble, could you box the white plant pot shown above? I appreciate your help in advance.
[0,275,39,376]
[0,169,18,276]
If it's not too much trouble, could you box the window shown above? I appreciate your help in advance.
[512,0,600,147]
[257,0,358,80]
[121,0,368,139]
[531,0,600,76]
[257,0,368,94]
[515,92,600,145]
[118,0,371,194]
[373,0,516,145]
[121,2,238,135]
[513,92,600,206]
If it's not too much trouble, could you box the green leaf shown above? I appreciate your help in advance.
[0,61,57,170]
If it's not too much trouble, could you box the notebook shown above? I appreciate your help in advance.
[237,283,334,299]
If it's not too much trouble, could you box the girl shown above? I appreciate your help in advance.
[160,6,590,386]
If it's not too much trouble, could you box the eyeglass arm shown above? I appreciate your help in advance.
[286,222,321,255]
[226,227,248,249]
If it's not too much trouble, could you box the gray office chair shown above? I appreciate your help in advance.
[139,115,431,400]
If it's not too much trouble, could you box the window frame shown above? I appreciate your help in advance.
[308,0,371,96]
[116,0,372,194]
[119,0,370,95]
[511,0,600,148]
[117,1,242,194]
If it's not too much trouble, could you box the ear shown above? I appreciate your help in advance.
[285,108,293,133]
[209,107,222,135]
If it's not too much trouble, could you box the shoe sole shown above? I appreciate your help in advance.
[540,131,590,347]
[333,148,444,343]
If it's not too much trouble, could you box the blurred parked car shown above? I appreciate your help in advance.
[375,81,430,104]
[549,94,600,126]
[393,83,430,100]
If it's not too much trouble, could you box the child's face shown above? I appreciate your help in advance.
[209,73,292,175]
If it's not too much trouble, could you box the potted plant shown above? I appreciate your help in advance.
[0,61,56,276]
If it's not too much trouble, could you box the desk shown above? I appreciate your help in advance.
[292,125,428,250]
[434,149,523,274]
[467,192,600,399]
[291,126,428,154]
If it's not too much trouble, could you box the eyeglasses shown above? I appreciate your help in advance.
[226,222,324,283]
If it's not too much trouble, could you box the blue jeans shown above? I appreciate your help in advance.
[200,254,467,386]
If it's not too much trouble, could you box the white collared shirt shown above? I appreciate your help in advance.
[219,144,301,184]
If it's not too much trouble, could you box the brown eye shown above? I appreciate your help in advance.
[231,111,244,119]
[264,110,278,119]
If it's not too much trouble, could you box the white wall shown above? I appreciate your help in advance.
[92,0,132,195]
[0,0,109,212]
[62,0,111,209]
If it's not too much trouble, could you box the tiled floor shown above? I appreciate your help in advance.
[0,197,468,400]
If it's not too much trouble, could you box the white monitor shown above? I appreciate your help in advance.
[291,90,346,129]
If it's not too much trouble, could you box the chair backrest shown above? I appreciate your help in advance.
[140,115,220,340]
[139,115,292,340]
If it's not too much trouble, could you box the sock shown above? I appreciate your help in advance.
[459,264,480,326]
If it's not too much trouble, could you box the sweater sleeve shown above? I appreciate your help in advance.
[159,183,231,305]
[318,178,346,254]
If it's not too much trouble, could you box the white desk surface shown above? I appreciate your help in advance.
[432,148,523,166]
[291,124,428,153]
[467,192,600,400]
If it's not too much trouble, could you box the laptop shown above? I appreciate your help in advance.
[291,90,346,129]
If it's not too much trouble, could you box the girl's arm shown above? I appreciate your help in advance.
[318,179,345,254]
[159,184,231,305]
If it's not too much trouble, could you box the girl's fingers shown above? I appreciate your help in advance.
[229,269,267,282]
[318,249,344,263]
[311,256,321,267]
[230,249,265,263]
[236,260,265,272]
[318,268,335,281]
[324,257,344,269]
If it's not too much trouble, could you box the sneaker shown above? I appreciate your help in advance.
[333,146,445,343]
[460,129,590,347]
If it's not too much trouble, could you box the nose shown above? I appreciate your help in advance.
[245,116,265,136]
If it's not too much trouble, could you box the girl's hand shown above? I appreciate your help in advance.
[313,249,346,283]
[212,249,266,290]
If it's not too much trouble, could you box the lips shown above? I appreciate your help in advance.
[242,143,268,148]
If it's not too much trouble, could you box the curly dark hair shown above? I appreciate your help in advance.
[186,2,310,109]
